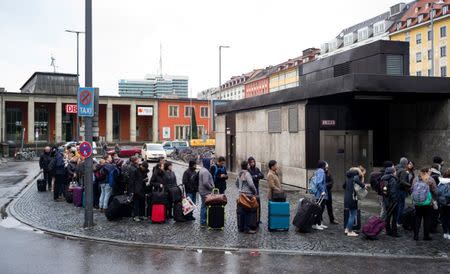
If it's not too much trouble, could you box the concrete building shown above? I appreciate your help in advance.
[390,0,449,77]
[320,2,411,59]
[118,74,189,98]
[215,40,450,188]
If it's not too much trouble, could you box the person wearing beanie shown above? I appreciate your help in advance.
[381,167,400,237]
[182,160,198,221]
[396,157,411,226]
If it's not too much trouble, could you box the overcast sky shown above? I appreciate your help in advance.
[0,0,401,97]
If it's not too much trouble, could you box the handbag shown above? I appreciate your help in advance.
[238,193,259,209]
[180,185,196,215]
[271,190,287,202]
[205,188,227,205]
[354,183,368,200]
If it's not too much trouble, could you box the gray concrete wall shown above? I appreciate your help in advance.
[216,102,308,188]
[389,99,450,168]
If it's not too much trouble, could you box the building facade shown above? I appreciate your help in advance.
[158,99,211,140]
[244,68,273,98]
[213,73,251,100]
[118,74,189,98]
[390,0,449,77]
[319,2,410,59]
[197,87,219,99]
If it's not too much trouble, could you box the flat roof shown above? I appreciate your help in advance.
[216,73,450,114]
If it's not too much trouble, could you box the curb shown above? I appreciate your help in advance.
[8,180,450,260]
[1,169,42,211]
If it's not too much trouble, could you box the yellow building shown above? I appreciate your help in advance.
[390,1,449,77]
[269,66,299,93]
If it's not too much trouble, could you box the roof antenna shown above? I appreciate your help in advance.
[50,54,57,72]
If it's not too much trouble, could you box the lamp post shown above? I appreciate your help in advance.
[430,0,445,76]
[66,29,85,141]
[211,45,230,136]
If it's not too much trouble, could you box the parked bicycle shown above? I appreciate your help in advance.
[14,147,36,161]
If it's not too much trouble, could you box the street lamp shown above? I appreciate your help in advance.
[65,30,85,76]
[429,0,445,77]
[210,45,230,136]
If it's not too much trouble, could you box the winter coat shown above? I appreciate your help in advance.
[343,169,365,210]
[267,169,282,200]
[149,167,165,192]
[237,170,257,197]
[430,168,441,186]
[39,152,52,172]
[66,160,78,182]
[182,168,198,194]
[199,167,214,197]
[381,171,399,207]
[426,176,439,201]
[210,165,228,190]
[397,158,411,192]
[248,166,264,190]
[314,168,328,200]
[129,165,148,198]
[164,170,177,188]
[326,171,334,190]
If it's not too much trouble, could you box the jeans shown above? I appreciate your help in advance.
[186,192,197,219]
[414,205,432,239]
[99,183,112,209]
[346,209,357,231]
[378,195,387,220]
[397,191,407,225]
[440,206,450,234]
[200,195,207,225]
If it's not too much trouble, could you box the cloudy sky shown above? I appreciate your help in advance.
[0,0,401,97]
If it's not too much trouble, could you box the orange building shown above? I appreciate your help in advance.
[158,99,211,140]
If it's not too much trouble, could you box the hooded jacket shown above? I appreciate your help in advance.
[381,167,399,206]
[343,169,365,209]
[199,167,214,197]
[397,157,411,192]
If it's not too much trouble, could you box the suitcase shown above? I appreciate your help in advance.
[168,185,183,203]
[344,209,361,231]
[401,206,415,231]
[152,189,168,205]
[37,178,46,192]
[66,190,73,203]
[237,203,257,232]
[293,198,322,233]
[105,195,133,221]
[207,204,225,230]
[151,204,166,223]
[173,202,186,222]
[73,186,84,207]
[362,216,386,239]
[268,201,290,231]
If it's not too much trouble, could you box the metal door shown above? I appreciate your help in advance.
[320,130,373,185]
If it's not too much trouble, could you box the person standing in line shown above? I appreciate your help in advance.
[343,166,367,237]
[164,162,177,219]
[114,143,121,156]
[438,169,450,240]
[412,167,435,241]
[267,160,282,201]
[39,146,52,191]
[210,156,228,194]
[396,157,411,227]
[382,167,400,237]
[247,157,264,195]
[129,161,149,221]
[182,160,198,221]
[433,156,445,173]
[199,158,215,227]
[325,166,338,224]
[237,160,258,234]
[312,160,328,231]
[53,149,66,202]
[369,161,394,221]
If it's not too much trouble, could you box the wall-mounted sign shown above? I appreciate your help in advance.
[137,106,153,116]
[162,127,170,139]
[321,120,336,126]
[66,104,78,114]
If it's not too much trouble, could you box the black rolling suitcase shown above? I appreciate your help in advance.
[344,209,361,231]
[236,203,257,232]
[207,204,225,230]
[105,195,133,221]
[293,197,323,233]
[401,206,415,231]
[37,177,46,192]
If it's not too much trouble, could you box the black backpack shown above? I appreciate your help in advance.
[369,171,383,195]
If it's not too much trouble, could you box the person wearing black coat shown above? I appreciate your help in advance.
[248,157,264,195]
[39,146,53,191]
[343,167,366,237]
[182,160,198,221]
[164,162,178,219]
[381,167,400,237]
[129,160,149,221]
[325,168,338,224]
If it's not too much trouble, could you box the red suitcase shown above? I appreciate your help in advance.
[151,204,166,224]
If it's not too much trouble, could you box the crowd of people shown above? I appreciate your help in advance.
[39,145,450,240]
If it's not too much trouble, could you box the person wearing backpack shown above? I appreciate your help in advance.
[182,160,198,221]
[369,161,394,221]
[396,157,411,226]
[381,167,400,237]
[210,156,228,194]
[343,166,367,237]
[438,169,450,240]
[325,167,338,225]
[199,158,215,227]
[412,167,434,241]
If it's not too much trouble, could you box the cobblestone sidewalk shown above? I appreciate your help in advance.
[9,165,450,258]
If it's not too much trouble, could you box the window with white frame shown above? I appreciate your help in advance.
[416,33,422,44]
[441,26,447,38]
[418,14,424,23]
[428,49,432,60]
[416,52,422,63]
[443,5,448,15]
[358,28,369,41]
[428,69,432,76]
[200,106,209,118]
[428,30,432,41]
[441,46,447,58]
[197,125,204,137]
[169,105,179,117]
[373,21,385,36]
[175,125,184,139]
[406,19,412,27]
[416,71,422,76]
[441,66,447,77]
[184,106,194,117]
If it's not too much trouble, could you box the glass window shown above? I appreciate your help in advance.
[428,49,432,60]
[416,71,422,76]
[441,46,447,57]
[386,55,404,76]
[35,107,49,142]
[441,66,447,77]
[428,30,432,41]
[184,106,194,117]
[113,111,120,141]
[148,145,164,151]
[428,69,432,76]
[169,106,179,117]
[416,52,422,63]
[405,36,410,42]
[200,106,209,118]
[6,108,22,141]
[175,126,184,140]
[441,26,447,38]
[416,33,422,44]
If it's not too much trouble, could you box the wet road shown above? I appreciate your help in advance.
[1,217,449,274]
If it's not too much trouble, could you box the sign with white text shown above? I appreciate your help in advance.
[77,87,95,117]
[66,104,78,114]
[137,106,153,116]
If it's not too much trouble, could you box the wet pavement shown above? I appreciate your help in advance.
[0,217,449,274]
[0,160,40,209]
[9,162,450,258]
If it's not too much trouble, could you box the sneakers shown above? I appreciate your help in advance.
[347,231,359,237]
[319,224,328,229]
[312,224,324,230]
[344,228,349,235]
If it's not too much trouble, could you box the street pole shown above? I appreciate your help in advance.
[83,0,94,228]
[215,45,230,136]
[431,6,435,77]
[65,29,85,141]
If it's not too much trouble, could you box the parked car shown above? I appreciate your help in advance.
[162,140,190,154]
[108,146,141,158]
[141,143,167,162]
[58,141,79,151]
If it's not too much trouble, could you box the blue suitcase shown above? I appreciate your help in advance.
[268,201,290,231]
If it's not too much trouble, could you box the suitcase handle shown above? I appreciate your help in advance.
[212,188,220,195]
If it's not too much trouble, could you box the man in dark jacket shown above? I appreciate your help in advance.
[382,167,400,237]
[182,160,198,221]
[210,156,228,194]
[396,157,411,226]
[369,161,394,220]
[53,150,66,202]
[39,146,52,191]
[248,157,264,195]
[129,160,149,221]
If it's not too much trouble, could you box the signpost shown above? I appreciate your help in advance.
[77,87,94,117]
[79,141,93,158]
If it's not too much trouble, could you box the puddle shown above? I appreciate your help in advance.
[0,215,43,234]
